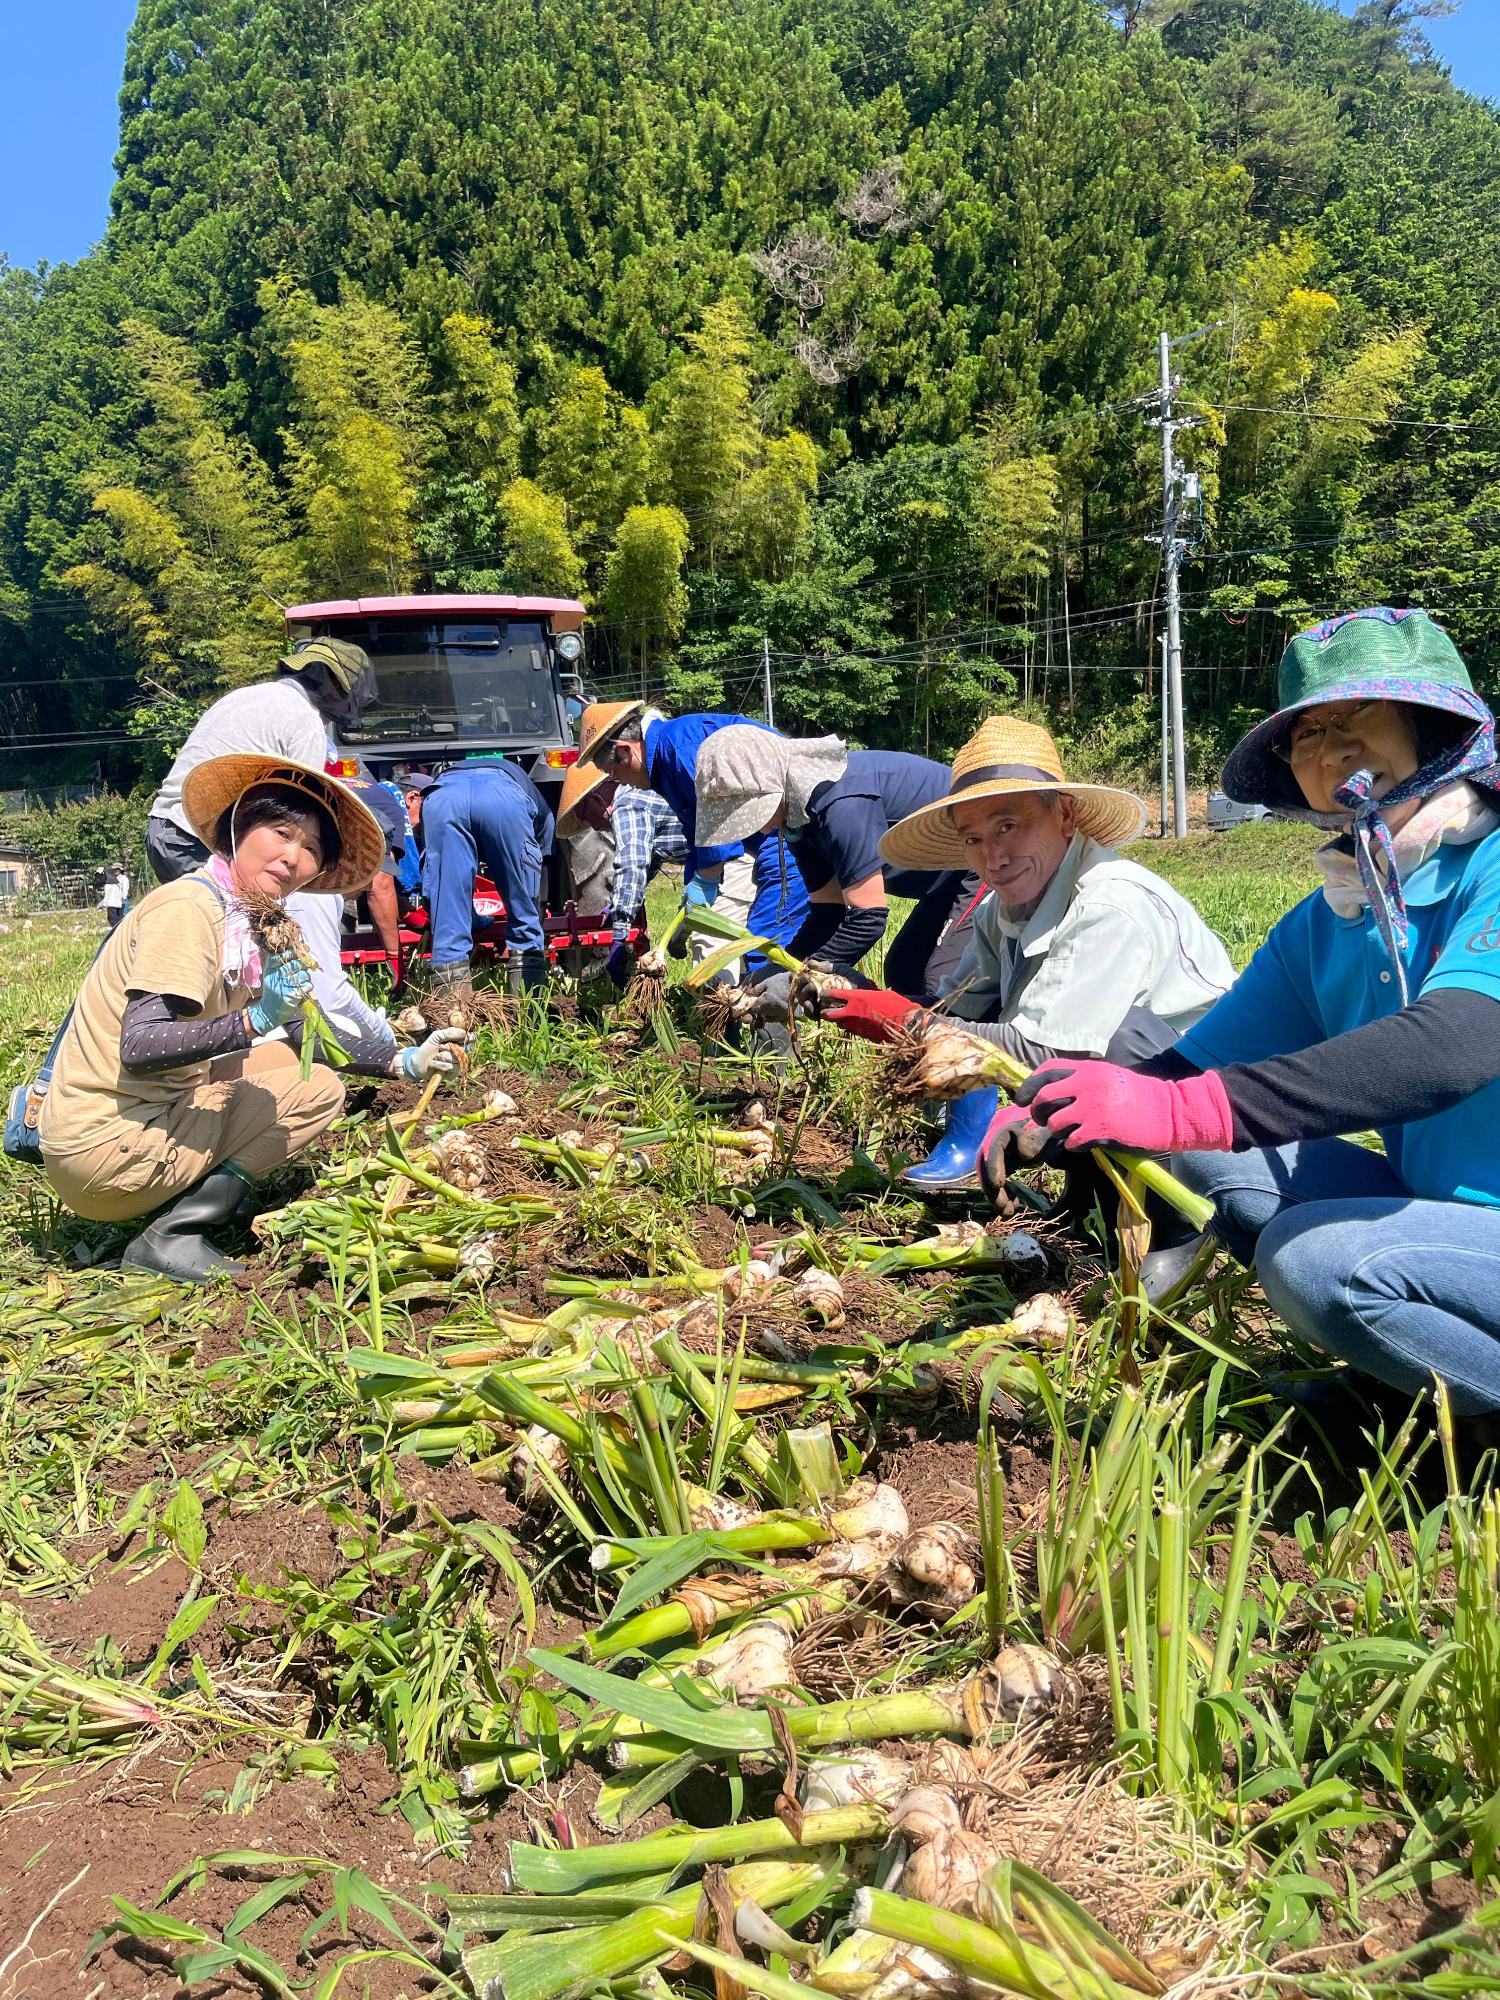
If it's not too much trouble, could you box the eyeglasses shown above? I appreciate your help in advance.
[1274,700,1391,766]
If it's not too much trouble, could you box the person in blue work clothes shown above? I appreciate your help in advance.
[558,740,810,988]
[575,701,774,982]
[980,609,1500,1417]
[407,760,554,1000]
[691,725,978,1006]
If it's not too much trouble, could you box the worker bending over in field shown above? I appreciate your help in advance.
[409,759,555,1001]
[145,639,378,882]
[820,717,1233,1211]
[559,746,810,988]
[575,701,772,981]
[691,727,983,1011]
[40,757,465,1284]
[990,610,1500,1413]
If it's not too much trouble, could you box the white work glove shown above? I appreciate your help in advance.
[396,1026,470,1083]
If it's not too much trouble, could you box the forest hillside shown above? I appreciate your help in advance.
[2,0,1497,787]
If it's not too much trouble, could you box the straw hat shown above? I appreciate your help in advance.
[575,699,648,771]
[182,755,386,896]
[878,718,1147,871]
[556,702,641,838]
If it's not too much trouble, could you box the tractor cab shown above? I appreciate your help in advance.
[283,593,624,971]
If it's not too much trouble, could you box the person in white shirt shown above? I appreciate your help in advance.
[821,717,1235,1200]
[145,639,377,884]
[99,863,130,929]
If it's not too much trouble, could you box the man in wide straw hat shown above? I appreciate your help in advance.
[824,716,1234,1194]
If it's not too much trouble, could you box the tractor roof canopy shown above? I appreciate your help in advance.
[287,594,585,631]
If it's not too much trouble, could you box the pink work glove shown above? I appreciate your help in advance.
[1015,1059,1236,1155]
[978,1101,1066,1208]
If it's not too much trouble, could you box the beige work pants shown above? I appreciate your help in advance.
[687,851,757,983]
[44,1041,346,1223]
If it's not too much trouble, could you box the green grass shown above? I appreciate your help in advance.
[1141,818,1323,970]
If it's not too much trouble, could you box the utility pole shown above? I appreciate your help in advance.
[1158,632,1170,838]
[761,635,775,729]
[1158,330,1189,839]
[1147,322,1221,839]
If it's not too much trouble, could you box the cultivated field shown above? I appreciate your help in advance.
[6,824,1499,2000]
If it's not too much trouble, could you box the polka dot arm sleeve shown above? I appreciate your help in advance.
[119,991,252,1075]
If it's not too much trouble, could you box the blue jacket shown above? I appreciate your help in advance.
[644,713,772,876]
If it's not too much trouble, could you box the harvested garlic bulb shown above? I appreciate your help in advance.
[889,1784,963,1845]
[794,1266,846,1329]
[430,1130,486,1191]
[1011,1292,1071,1347]
[889,1522,979,1612]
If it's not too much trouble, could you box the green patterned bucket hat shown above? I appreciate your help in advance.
[1222,608,1493,811]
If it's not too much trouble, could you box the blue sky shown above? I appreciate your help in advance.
[0,0,1497,271]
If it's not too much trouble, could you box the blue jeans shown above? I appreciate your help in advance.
[1174,1140,1500,1415]
[422,767,553,966]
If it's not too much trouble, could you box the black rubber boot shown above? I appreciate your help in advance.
[121,1166,252,1285]
[1138,1231,1214,1306]
[507,950,549,996]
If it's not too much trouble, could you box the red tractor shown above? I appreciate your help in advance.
[283,593,629,972]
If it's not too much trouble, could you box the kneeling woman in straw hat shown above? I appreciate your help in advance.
[40,757,467,1284]
[691,727,979,1002]
[986,609,1500,1412]
[825,717,1234,1198]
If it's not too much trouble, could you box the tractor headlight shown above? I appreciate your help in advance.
[554,631,584,664]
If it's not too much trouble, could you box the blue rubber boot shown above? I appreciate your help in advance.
[900,1087,999,1193]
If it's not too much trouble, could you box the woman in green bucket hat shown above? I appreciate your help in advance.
[976,607,1500,1416]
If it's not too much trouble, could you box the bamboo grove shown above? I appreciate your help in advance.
[4,0,1500,792]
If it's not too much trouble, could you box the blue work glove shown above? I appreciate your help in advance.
[683,874,720,909]
[396,1026,470,1083]
[248,951,312,1033]
[606,941,635,988]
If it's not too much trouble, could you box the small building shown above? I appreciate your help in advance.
[0,843,33,901]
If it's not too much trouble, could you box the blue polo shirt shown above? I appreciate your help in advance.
[1178,830,1500,1206]
[792,751,952,899]
[644,713,771,875]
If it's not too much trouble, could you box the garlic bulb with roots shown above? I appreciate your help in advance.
[430,1129,486,1191]
[1011,1291,1071,1347]
[800,1749,913,1813]
[823,1481,910,1573]
[722,1260,779,1303]
[698,1617,794,1702]
[888,1784,963,1845]
[898,1827,999,1917]
[483,1088,519,1118]
[888,1522,979,1613]
[514,1425,570,1506]
[457,1232,504,1277]
[794,1266,846,1328]
[394,1005,430,1037]
[990,1640,1065,1714]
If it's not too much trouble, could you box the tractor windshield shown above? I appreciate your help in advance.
[340,619,562,746]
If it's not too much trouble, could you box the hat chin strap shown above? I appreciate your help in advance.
[1332,713,1499,1004]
